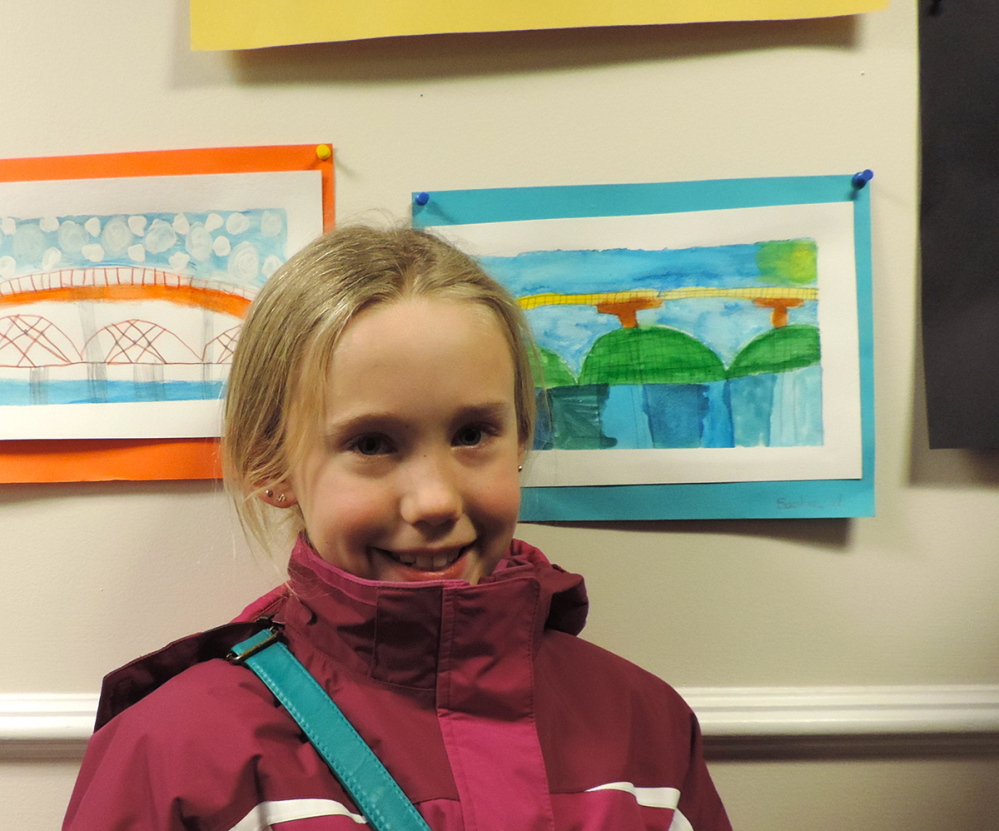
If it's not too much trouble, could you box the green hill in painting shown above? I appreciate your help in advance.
[728,324,821,379]
[578,326,727,386]
[530,345,576,388]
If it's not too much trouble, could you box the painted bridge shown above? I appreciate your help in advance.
[0,265,256,316]
[519,286,820,329]
[0,266,255,369]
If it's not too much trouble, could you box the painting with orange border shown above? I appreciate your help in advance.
[0,145,333,483]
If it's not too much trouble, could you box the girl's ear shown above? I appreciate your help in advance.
[258,483,298,508]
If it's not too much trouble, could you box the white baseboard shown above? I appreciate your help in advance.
[5,686,999,758]
[681,685,999,736]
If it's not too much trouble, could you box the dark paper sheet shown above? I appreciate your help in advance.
[920,2,999,448]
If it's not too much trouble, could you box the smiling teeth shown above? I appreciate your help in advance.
[384,548,462,570]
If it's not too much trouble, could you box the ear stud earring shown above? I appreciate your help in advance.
[518,465,523,472]
[264,489,287,503]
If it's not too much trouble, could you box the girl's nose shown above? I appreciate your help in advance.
[399,457,463,527]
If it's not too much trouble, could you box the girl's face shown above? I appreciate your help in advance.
[276,297,525,584]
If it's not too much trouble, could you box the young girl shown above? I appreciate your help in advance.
[63,226,732,831]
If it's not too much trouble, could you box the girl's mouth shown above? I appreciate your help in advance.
[376,545,468,571]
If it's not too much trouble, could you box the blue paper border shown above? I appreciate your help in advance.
[413,176,875,520]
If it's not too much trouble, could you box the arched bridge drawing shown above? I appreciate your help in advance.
[0,314,241,368]
[0,266,255,405]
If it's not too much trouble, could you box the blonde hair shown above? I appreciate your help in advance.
[222,224,536,552]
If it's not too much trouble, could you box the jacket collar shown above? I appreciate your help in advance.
[276,536,588,689]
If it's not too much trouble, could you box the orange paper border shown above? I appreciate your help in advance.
[0,145,334,483]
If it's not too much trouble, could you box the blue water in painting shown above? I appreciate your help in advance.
[641,384,708,449]
[0,380,224,406]
[532,368,823,451]
[601,385,653,448]
[770,365,823,446]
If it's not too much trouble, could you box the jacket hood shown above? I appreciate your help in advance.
[486,538,589,636]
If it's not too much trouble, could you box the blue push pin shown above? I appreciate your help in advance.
[414,192,430,206]
[851,169,874,189]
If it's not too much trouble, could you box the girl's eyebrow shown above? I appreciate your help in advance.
[323,412,409,438]
[453,401,515,422]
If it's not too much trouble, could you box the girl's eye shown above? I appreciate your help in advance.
[454,425,487,447]
[352,435,392,456]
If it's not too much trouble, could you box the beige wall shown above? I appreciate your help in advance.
[5,2,999,828]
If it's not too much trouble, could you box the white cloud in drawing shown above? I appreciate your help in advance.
[144,219,177,254]
[260,210,284,237]
[58,220,88,254]
[185,223,213,261]
[228,241,259,283]
[81,243,105,262]
[213,236,231,257]
[128,215,147,236]
[226,212,250,235]
[12,223,45,263]
[42,247,62,270]
[102,217,133,256]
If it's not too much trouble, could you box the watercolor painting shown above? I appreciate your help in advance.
[421,196,862,489]
[0,208,286,407]
[0,170,323,440]
[413,177,873,519]
[481,239,823,454]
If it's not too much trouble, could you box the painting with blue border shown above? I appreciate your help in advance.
[413,176,875,521]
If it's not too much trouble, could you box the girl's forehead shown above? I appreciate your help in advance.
[325,299,513,399]
[339,297,506,352]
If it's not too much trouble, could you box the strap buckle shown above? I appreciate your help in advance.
[227,625,282,665]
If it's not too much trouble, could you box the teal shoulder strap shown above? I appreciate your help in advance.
[229,628,431,831]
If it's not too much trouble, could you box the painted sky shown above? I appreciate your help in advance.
[0,208,288,289]
[481,243,776,295]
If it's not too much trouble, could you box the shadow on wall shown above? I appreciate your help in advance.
[908,301,999,489]
[705,731,999,762]
[533,517,852,553]
[210,16,859,86]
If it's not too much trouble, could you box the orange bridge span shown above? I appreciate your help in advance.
[0,266,255,317]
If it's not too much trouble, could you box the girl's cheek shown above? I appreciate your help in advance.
[341,484,395,526]
[480,470,522,520]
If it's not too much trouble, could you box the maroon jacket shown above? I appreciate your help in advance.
[64,539,731,831]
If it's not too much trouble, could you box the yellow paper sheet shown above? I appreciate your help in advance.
[191,0,889,50]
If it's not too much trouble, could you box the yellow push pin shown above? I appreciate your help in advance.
[315,144,332,161]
